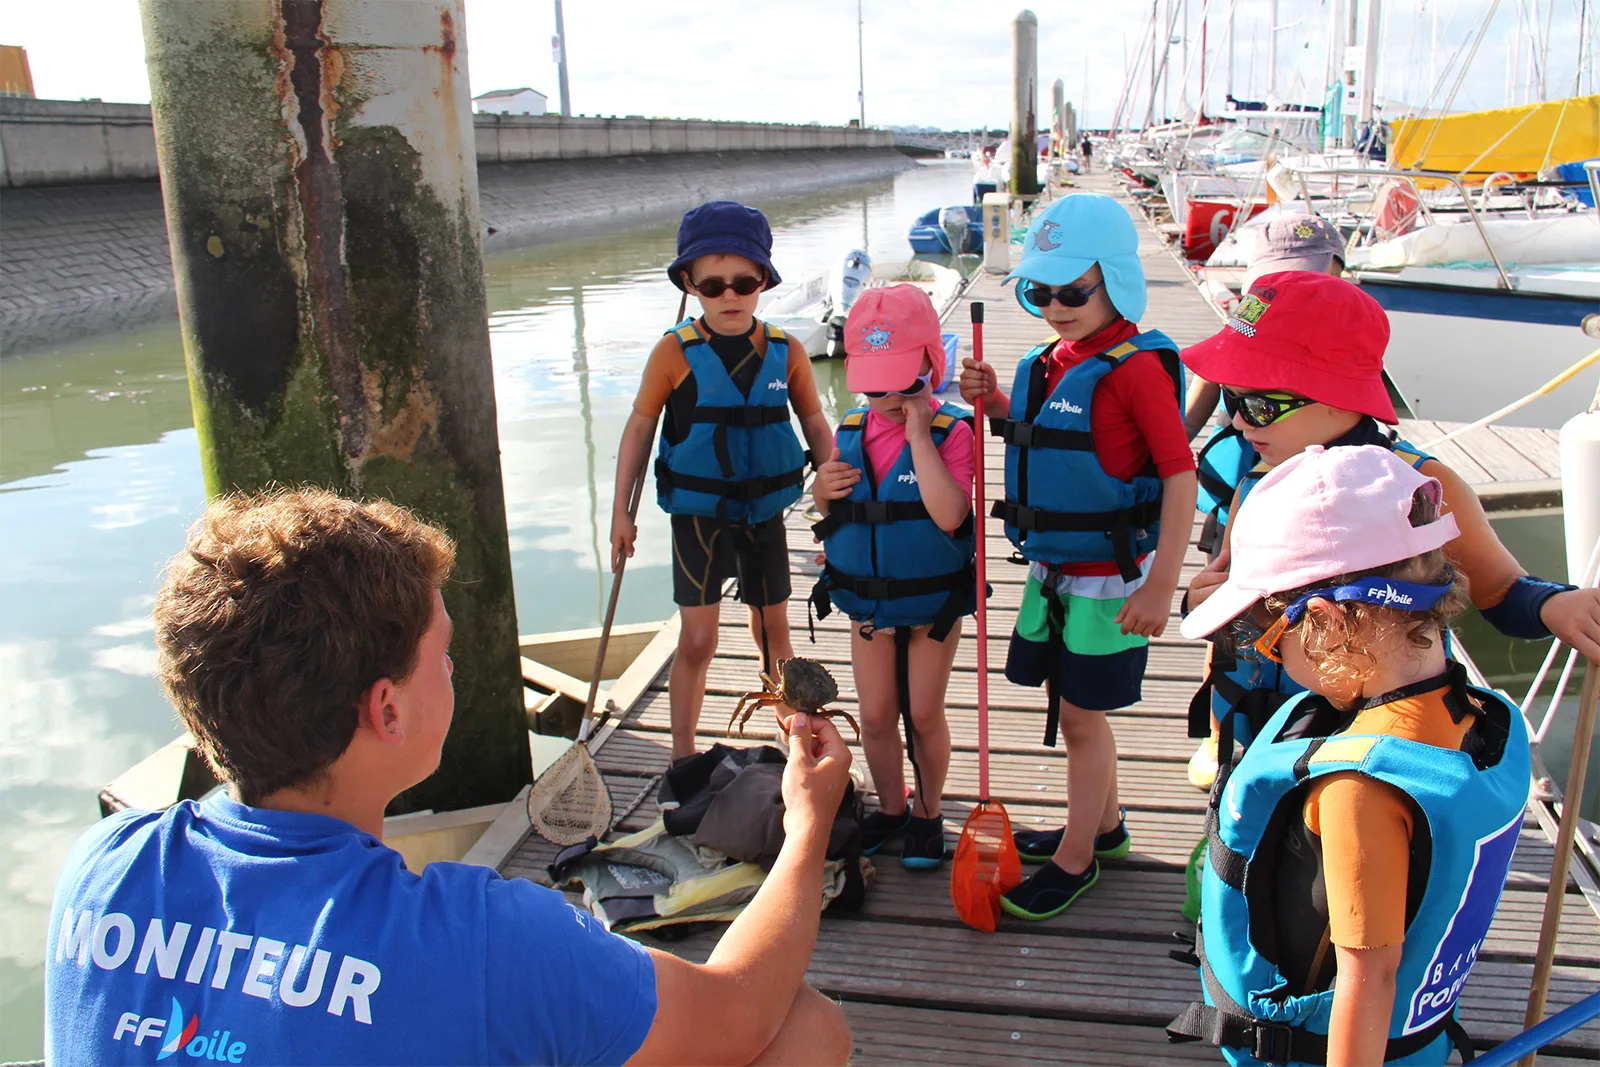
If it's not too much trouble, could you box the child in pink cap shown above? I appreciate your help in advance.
[810,284,977,868]
[1173,445,1529,1067]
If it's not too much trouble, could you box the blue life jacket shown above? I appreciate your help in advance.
[809,403,977,639]
[1170,664,1530,1066]
[654,319,807,523]
[1191,437,1435,751]
[991,331,1185,580]
[1196,425,1258,534]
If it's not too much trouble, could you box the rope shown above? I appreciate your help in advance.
[1412,0,1504,168]
[1420,347,1600,449]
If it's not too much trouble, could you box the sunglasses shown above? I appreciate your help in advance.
[1021,280,1104,308]
[688,274,764,298]
[1225,389,1318,429]
[864,372,932,399]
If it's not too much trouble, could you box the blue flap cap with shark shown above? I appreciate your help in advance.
[1005,193,1148,322]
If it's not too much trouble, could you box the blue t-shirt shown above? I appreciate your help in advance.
[44,796,657,1065]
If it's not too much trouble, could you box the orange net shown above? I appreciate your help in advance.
[951,800,1023,932]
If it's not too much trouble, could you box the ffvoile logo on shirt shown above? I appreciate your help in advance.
[112,997,247,1062]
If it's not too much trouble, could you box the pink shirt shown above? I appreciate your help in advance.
[849,396,975,501]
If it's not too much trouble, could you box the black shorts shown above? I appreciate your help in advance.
[670,514,792,608]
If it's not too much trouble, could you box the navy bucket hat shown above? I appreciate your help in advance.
[666,201,781,292]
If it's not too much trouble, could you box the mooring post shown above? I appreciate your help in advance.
[1010,10,1040,197]
[139,0,531,812]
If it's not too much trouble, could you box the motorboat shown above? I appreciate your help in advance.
[908,206,984,255]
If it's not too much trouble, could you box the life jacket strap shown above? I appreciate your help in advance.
[817,563,975,643]
[655,460,806,503]
[810,500,975,542]
[690,406,793,428]
[992,499,1161,582]
[988,415,1095,451]
[1167,927,1476,1065]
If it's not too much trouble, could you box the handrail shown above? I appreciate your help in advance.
[1473,989,1600,1067]
[1283,164,1515,289]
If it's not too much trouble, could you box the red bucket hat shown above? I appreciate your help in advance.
[1180,271,1397,424]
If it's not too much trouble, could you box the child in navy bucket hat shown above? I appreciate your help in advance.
[612,201,834,764]
[959,192,1198,920]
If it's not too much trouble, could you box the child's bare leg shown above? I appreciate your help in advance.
[906,620,961,818]
[1051,699,1119,874]
[851,627,906,814]
[670,605,720,762]
[748,602,794,674]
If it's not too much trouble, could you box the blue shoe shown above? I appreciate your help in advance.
[900,814,946,869]
[1013,809,1130,863]
[999,858,1100,920]
[860,808,911,856]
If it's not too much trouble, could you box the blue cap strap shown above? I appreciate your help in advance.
[1282,569,1456,626]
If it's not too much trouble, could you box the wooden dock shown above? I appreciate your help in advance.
[494,172,1600,1063]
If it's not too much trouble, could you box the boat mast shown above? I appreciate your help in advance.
[1578,0,1592,95]
[1344,0,1360,145]
[1359,0,1382,132]
[1199,5,1207,119]
[553,0,571,117]
[857,0,865,127]
[1268,0,1278,99]
[1149,0,1160,126]
[1181,0,1190,114]
[1227,0,1235,98]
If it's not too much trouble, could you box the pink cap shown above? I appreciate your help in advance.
[1179,445,1461,640]
[844,284,946,393]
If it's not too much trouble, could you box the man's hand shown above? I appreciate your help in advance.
[959,357,1000,408]
[812,447,861,502]
[1188,547,1231,611]
[1117,581,1173,637]
[1541,587,1600,662]
[610,513,637,573]
[780,712,852,837]
[902,396,934,441]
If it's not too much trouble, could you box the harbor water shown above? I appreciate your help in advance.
[0,159,1593,1058]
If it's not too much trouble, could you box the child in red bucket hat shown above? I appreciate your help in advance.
[1182,271,1600,788]
[810,285,978,869]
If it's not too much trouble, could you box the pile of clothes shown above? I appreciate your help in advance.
[549,744,873,934]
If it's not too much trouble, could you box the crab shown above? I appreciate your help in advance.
[728,657,859,739]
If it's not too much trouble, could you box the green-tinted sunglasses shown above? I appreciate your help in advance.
[1225,389,1317,428]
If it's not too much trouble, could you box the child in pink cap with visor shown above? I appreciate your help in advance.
[810,284,978,869]
[1172,445,1529,1067]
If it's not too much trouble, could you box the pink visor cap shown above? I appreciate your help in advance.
[845,284,946,393]
[1179,445,1460,640]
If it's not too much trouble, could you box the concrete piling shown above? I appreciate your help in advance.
[1010,10,1039,196]
[139,0,530,812]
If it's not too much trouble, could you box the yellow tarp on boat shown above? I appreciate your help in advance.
[1389,95,1600,177]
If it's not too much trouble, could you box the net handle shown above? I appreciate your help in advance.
[580,290,689,739]
[970,301,989,803]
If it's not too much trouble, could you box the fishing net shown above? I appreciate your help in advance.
[951,800,1023,933]
[527,736,613,846]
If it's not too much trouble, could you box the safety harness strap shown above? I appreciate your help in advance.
[987,416,1096,451]
[810,563,974,643]
[655,460,805,503]
[991,499,1161,582]
[690,405,793,427]
[1167,929,1475,1065]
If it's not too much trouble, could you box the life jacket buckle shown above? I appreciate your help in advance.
[855,577,893,600]
[1010,504,1041,531]
[1250,1021,1295,1066]
[860,500,891,524]
[1008,421,1037,447]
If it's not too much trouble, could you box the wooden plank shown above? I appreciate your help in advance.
[1491,423,1563,478]
[1398,418,1495,484]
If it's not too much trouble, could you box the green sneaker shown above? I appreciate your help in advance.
[1012,809,1130,863]
[999,858,1100,920]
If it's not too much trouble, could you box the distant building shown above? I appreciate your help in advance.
[1,45,35,98]
[472,87,547,116]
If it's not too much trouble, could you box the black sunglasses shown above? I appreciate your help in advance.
[1225,389,1318,429]
[1022,280,1104,308]
[688,274,764,298]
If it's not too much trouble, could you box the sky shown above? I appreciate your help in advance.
[4,0,1593,130]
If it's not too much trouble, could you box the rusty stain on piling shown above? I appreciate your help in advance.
[277,0,367,463]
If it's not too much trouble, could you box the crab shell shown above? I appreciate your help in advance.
[775,657,839,713]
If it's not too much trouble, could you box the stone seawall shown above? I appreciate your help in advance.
[1,147,912,355]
